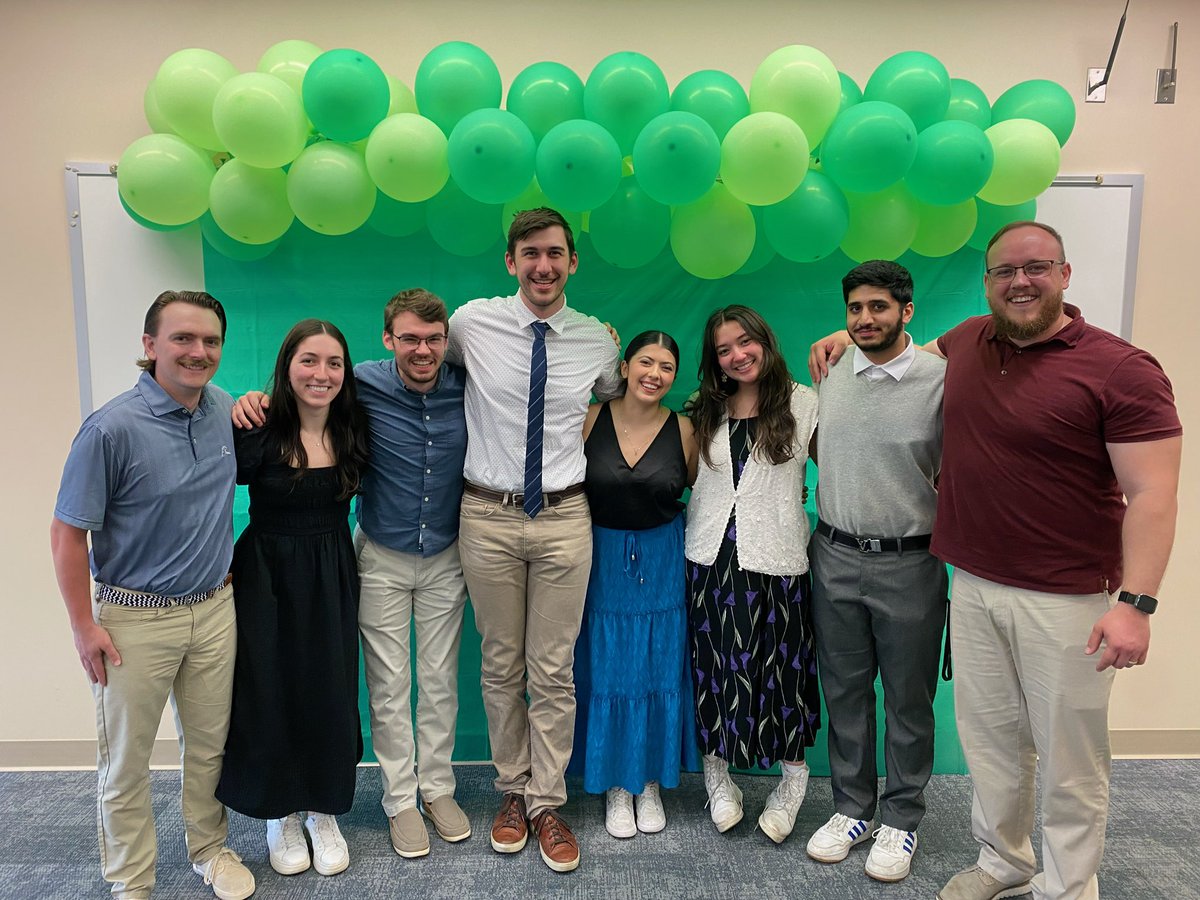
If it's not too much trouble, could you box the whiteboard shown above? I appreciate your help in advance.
[1039,174,1143,340]
[65,166,1145,417]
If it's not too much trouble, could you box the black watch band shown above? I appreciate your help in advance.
[1117,591,1158,615]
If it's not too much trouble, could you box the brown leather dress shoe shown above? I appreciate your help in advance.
[530,809,580,873]
[490,793,528,853]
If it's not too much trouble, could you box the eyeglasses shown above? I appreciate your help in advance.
[985,260,1064,282]
[390,333,446,350]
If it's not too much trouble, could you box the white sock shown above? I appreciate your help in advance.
[782,761,808,779]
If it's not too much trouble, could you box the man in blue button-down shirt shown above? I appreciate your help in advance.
[51,291,254,900]
[235,288,469,861]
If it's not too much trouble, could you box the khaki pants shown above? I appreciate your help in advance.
[458,491,592,819]
[92,583,236,899]
[950,569,1115,900]
[356,532,468,815]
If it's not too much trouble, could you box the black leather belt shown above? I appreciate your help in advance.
[816,520,932,554]
[463,481,586,509]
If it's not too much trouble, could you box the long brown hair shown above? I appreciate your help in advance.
[265,319,370,500]
[686,305,796,468]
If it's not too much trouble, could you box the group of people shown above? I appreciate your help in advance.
[52,208,1181,900]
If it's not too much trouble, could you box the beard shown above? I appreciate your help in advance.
[989,289,1065,342]
[850,320,904,354]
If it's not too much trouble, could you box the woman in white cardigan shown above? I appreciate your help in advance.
[684,305,819,845]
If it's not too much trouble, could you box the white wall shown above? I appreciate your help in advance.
[2,0,1195,761]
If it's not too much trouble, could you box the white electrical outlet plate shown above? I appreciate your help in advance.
[1087,68,1107,102]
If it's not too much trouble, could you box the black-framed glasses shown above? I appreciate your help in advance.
[390,333,446,349]
[985,260,1064,282]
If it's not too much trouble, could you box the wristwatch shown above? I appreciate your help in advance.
[1117,591,1158,615]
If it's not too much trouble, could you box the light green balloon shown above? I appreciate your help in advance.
[720,111,810,206]
[762,170,849,262]
[213,73,308,169]
[286,141,376,235]
[143,81,174,134]
[387,76,418,116]
[840,183,920,262]
[258,39,324,98]
[365,113,449,203]
[426,180,502,256]
[200,212,281,261]
[367,191,426,237]
[946,78,992,130]
[910,197,977,257]
[749,45,841,146]
[976,119,1060,206]
[154,48,239,151]
[670,183,756,279]
[118,133,215,226]
[735,206,776,274]
[589,175,670,269]
[208,159,293,244]
[447,109,536,205]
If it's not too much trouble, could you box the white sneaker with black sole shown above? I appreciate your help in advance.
[865,825,917,883]
[806,812,873,863]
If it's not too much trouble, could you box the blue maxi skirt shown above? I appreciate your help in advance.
[570,513,702,794]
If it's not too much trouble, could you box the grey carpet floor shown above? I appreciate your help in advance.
[2,760,1197,899]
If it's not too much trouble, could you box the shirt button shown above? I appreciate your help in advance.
[427,440,432,446]
[1001,369,1008,375]
[426,468,432,474]
[424,496,429,502]
[425,415,431,420]
[421,523,427,529]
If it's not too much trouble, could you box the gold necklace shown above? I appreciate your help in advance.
[613,403,662,462]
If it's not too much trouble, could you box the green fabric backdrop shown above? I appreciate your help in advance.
[205,222,986,776]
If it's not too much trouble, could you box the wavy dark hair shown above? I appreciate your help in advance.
[686,305,796,468]
[264,319,370,500]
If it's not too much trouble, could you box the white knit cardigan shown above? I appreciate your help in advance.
[685,383,818,576]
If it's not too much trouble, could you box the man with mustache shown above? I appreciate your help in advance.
[810,222,1182,900]
[804,260,948,885]
[51,290,254,900]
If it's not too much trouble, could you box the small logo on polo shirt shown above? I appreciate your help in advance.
[221,446,231,456]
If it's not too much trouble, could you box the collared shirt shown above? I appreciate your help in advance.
[354,358,467,556]
[933,304,1182,594]
[447,293,622,492]
[54,371,236,596]
[852,332,916,382]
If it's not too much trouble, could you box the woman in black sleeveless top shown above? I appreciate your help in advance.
[571,331,700,841]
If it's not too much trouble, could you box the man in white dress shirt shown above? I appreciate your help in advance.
[445,208,622,873]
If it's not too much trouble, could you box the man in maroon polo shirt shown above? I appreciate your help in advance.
[810,222,1182,900]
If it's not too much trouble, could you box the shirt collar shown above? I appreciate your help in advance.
[852,332,915,382]
[136,370,207,417]
[983,302,1086,348]
[512,293,569,335]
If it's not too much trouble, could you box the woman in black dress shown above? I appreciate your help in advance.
[684,305,820,844]
[217,319,369,877]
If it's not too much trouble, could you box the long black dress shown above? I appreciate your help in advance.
[216,428,363,819]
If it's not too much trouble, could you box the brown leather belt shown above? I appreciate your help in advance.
[463,481,586,509]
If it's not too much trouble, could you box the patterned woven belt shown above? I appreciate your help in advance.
[95,573,232,608]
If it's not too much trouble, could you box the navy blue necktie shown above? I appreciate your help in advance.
[523,321,550,518]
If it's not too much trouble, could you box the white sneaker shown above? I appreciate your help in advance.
[192,847,255,900]
[266,813,310,875]
[605,787,637,839]
[635,782,666,834]
[757,763,809,844]
[865,825,917,883]
[305,812,350,876]
[702,755,743,833]
[806,812,873,863]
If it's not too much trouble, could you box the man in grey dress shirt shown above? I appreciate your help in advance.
[446,208,622,873]
[51,290,254,900]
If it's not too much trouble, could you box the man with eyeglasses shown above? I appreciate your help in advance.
[234,288,471,862]
[809,222,1181,900]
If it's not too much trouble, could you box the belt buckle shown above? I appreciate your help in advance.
[856,537,882,553]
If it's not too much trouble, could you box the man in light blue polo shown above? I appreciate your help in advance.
[51,290,253,900]
[234,288,470,862]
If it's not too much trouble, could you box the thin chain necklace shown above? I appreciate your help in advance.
[612,401,663,463]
